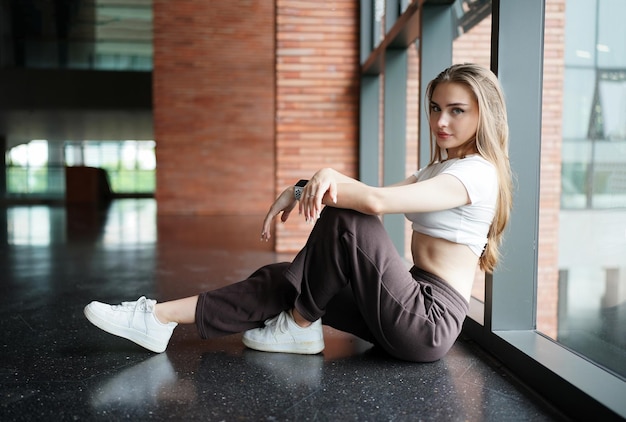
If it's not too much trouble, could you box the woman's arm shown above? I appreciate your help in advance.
[298,168,419,221]
[259,169,461,240]
[300,173,470,218]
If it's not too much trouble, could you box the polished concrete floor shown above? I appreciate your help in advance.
[0,199,566,421]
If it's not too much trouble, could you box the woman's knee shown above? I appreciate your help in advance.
[321,207,381,228]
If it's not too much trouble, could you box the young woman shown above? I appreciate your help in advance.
[84,63,512,362]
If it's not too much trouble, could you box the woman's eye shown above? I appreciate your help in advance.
[430,104,440,112]
[452,108,464,115]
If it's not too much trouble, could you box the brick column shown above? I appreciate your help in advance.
[153,1,276,215]
[274,0,360,251]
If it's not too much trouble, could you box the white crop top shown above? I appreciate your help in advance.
[404,155,498,256]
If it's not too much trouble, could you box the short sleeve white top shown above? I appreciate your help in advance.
[404,155,498,256]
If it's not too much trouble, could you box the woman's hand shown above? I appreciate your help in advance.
[261,168,344,241]
[260,187,298,242]
[299,168,338,222]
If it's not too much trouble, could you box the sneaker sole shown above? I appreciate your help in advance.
[241,336,324,355]
[84,305,167,353]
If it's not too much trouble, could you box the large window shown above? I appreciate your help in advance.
[360,0,626,418]
[65,140,156,194]
[537,0,626,381]
[5,139,155,198]
[5,140,64,199]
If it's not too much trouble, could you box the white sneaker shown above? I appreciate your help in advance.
[242,310,324,355]
[84,296,177,353]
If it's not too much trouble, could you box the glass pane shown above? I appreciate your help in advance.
[561,68,595,139]
[4,140,64,199]
[374,0,385,47]
[538,0,626,380]
[5,139,155,199]
[5,0,152,70]
[452,0,492,304]
[72,140,156,194]
[453,0,492,68]
[597,0,626,69]
[563,0,597,66]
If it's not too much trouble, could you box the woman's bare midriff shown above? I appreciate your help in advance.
[411,231,479,302]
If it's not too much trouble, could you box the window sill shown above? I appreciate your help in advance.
[464,316,626,420]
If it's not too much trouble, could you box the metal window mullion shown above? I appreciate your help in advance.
[418,5,454,170]
[382,48,408,256]
[360,0,374,64]
[360,75,381,187]
[490,0,545,331]
[385,0,399,37]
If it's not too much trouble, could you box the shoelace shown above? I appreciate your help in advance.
[112,296,156,329]
[264,311,290,334]
[114,296,153,313]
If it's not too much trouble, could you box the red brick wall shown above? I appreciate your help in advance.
[153,0,359,253]
[453,16,492,68]
[536,0,565,338]
[274,0,360,251]
[153,1,276,215]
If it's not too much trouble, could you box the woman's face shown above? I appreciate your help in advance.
[429,81,479,159]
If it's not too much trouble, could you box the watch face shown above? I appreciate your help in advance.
[294,186,304,200]
[294,180,308,200]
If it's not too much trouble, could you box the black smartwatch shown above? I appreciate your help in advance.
[294,179,309,201]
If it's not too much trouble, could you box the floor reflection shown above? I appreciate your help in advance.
[6,206,58,245]
[242,350,324,390]
[0,199,562,421]
[3,199,156,247]
[90,353,190,409]
[101,199,156,246]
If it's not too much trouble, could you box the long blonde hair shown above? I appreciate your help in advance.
[425,63,513,273]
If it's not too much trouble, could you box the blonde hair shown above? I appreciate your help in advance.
[425,63,513,273]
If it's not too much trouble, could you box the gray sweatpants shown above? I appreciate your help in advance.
[195,207,468,362]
